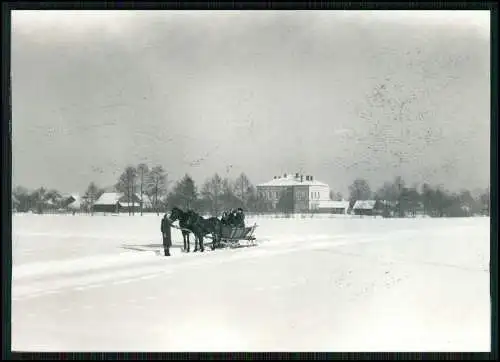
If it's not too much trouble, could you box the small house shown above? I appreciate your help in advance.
[93,192,142,213]
[93,192,121,213]
[351,200,379,216]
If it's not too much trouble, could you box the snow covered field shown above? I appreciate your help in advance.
[11,214,491,352]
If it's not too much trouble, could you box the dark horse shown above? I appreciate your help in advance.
[169,207,194,252]
[169,207,222,252]
[186,210,223,251]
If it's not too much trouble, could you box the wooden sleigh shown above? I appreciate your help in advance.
[214,223,258,249]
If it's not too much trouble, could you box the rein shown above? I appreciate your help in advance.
[167,218,215,240]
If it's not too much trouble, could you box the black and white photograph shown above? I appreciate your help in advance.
[9,9,491,353]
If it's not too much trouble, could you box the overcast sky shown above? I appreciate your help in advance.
[11,10,490,196]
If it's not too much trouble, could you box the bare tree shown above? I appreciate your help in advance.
[31,187,47,214]
[116,166,137,215]
[479,187,490,216]
[200,173,223,216]
[233,172,253,209]
[167,173,198,211]
[45,189,63,209]
[221,177,242,210]
[148,165,167,215]
[84,182,102,216]
[12,186,31,212]
[348,178,372,208]
[137,163,150,216]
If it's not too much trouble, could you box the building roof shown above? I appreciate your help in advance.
[94,192,122,205]
[257,174,329,187]
[352,200,377,210]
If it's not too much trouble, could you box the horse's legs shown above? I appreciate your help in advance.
[183,232,190,252]
[186,233,190,252]
[211,231,217,250]
[193,233,198,252]
[199,234,204,252]
[211,233,216,250]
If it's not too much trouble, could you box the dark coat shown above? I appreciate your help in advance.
[234,211,245,227]
[161,216,171,233]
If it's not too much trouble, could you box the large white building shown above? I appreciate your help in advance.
[256,173,349,213]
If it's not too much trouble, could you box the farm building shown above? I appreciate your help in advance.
[93,192,141,213]
[256,173,338,213]
[351,200,386,216]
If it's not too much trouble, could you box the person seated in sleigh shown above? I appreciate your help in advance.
[221,208,245,228]
[221,210,231,226]
[233,208,245,228]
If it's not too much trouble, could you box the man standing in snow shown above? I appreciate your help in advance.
[161,213,172,257]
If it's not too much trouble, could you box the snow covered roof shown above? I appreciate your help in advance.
[352,200,377,210]
[94,192,122,205]
[257,174,329,187]
[318,200,350,209]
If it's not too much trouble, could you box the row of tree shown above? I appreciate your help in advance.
[12,164,490,218]
[347,177,490,217]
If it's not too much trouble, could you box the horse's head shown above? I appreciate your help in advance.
[169,206,184,222]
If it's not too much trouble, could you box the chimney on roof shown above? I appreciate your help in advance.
[310,175,314,181]
[295,172,299,178]
[301,175,303,182]
[284,173,287,178]
[273,176,276,179]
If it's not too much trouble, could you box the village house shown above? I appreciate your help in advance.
[351,200,381,216]
[93,192,142,213]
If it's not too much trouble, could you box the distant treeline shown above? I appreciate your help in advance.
[12,163,490,218]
